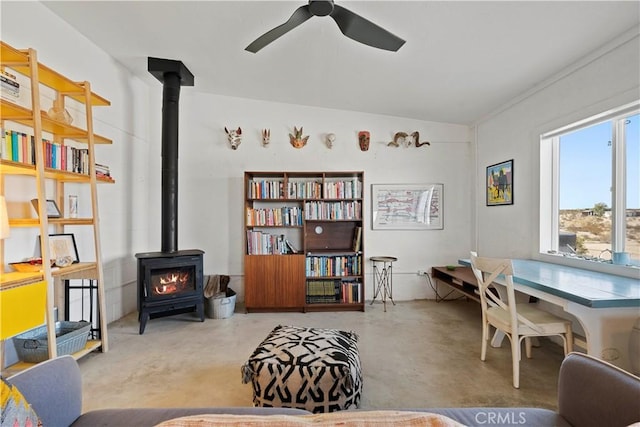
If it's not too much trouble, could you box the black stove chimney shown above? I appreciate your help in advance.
[148,57,194,253]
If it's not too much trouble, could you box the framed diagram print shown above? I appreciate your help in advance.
[372,183,444,230]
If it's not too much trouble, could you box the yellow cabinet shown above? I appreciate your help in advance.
[0,274,46,340]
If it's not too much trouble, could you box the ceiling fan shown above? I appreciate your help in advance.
[245,0,405,53]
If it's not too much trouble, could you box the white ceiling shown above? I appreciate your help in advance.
[43,1,639,125]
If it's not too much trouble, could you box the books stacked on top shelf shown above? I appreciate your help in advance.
[287,180,322,199]
[304,201,362,220]
[323,178,362,199]
[1,70,20,101]
[247,179,284,199]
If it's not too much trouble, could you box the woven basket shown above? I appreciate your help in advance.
[13,321,91,363]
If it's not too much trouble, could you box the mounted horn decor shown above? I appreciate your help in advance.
[388,131,409,147]
[289,126,309,149]
[388,131,430,148]
[412,131,430,147]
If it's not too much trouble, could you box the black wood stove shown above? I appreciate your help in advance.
[135,57,204,334]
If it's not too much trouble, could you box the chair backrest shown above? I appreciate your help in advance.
[470,252,544,333]
[470,251,517,326]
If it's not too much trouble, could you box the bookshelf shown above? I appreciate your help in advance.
[0,41,111,372]
[244,171,365,312]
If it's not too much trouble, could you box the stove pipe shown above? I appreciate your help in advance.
[148,57,194,253]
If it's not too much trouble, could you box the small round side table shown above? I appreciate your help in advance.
[370,256,397,312]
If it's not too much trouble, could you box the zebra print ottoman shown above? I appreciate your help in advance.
[241,325,362,413]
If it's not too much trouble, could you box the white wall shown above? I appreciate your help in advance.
[473,29,639,369]
[1,1,473,327]
[473,29,640,262]
[146,88,472,304]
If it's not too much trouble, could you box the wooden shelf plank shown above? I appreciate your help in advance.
[0,272,44,289]
[1,42,109,106]
[1,340,102,377]
[0,100,112,144]
[0,160,114,183]
[10,218,95,227]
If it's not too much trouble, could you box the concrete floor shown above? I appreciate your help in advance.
[77,299,565,413]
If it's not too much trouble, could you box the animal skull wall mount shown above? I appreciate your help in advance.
[326,133,336,149]
[289,126,309,149]
[224,126,242,150]
[261,129,271,147]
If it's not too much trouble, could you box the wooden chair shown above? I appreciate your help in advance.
[470,252,573,388]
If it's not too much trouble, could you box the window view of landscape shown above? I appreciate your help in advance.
[558,112,639,265]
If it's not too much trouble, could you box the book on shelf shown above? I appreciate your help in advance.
[1,70,20,101]
[352,226,362,252]
[285,238,299,254]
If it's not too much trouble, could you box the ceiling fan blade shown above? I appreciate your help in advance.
[245,5,314,53]
[330,4,405,52]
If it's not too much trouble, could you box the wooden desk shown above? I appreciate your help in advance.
[431,266,480,303]
[448,259,640,371]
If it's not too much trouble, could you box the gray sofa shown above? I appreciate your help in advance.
[6,352,640,427]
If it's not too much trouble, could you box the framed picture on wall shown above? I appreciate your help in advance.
[372,183,444,230]
[486,159,514,206]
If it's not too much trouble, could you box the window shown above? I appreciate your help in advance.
[540,101,639,268]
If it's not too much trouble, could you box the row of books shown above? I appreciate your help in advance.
[323,180,362,199]
[1,129,90,173]
[246,231,299,255]
[1,128,113,180]
[247,179,284,199]
[306,279,362,304]
[304,201,362,220]
[247,178,363,200]
[305,254,362,277]
[287,180,322,199]
[246,206,303,227]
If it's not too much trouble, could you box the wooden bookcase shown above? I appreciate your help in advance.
[0,41,111,372]
[244,171,365,312]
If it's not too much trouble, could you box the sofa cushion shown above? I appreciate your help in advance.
[70,407,311,427]
[154,410,464,426]
[1,377,42,427]
[242,325,362,413]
